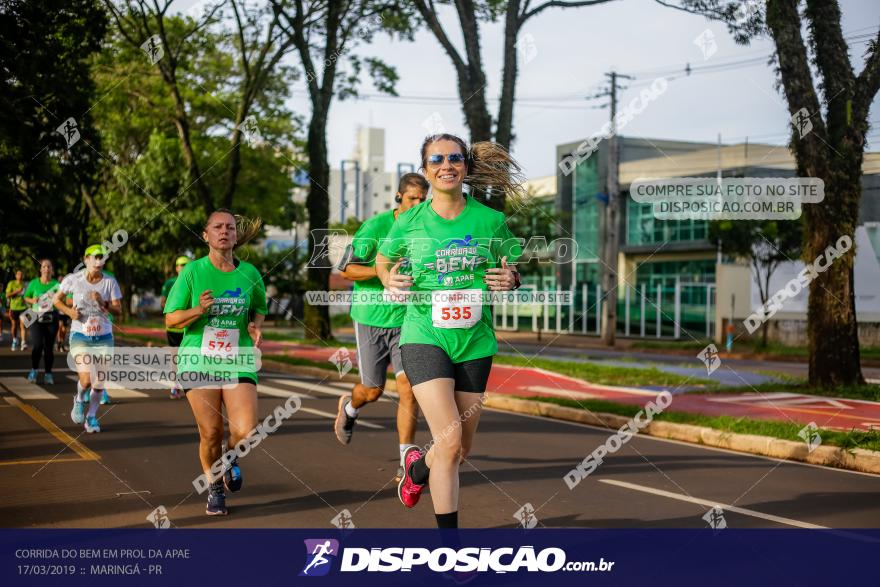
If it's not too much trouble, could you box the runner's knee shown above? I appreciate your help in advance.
[363,386,384,402]
[432,429,463,463]
[198,424,224,446]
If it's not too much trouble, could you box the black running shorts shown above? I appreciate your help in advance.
[166,330,184,347]
[183,375,257,394]
[400,344,492,393]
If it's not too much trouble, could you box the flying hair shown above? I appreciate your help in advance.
[419,134,526,207]
[206,208,263,248]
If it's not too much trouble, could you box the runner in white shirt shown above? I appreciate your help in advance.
[53,244,122,433]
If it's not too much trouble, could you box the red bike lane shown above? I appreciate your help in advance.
[121,326,880,432]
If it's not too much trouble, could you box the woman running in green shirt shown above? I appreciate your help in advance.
[6,270,28,351]
[164,209,267,516]
[377,134,523,529]
[24,259,60,384]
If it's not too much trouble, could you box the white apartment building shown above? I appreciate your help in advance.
[329,127,416,224]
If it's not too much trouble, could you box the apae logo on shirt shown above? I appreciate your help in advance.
[424,235,487,285]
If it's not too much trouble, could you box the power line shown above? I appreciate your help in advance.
[628,29,876,80]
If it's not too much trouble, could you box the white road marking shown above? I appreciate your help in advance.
[64,375,149,398]
[524,385,601,399]
[0,377,57,400]
[708,393,851,409]
[599,479,826,529]
[265,378,392,402]
[0,368,74,373]
[256,384,310,400]
[296,406,384,429]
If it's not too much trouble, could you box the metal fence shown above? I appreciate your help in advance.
[494,280,716,339]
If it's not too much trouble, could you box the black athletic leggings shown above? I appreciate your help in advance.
[29,320,59,373]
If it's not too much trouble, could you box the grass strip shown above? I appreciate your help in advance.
[494,354,718,389]
[520,395,880,452]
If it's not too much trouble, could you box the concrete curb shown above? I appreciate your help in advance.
[117,336,880,475]
[482,394,880,476]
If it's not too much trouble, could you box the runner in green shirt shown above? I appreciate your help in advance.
[164,209,267,516]
[23,260,60,384]
[0,289,7,344]
[376,134,523,529]
[6,270,28,351]
[160,255,191,399]
[334,173,428,484]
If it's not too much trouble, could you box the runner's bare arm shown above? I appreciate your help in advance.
[107,298,122,317]
[484,256,517,291]
[248,313,265,347]
[165,289,213,330]
[52,289,80,321]
[376,253,412,292]
[340,263,377,281]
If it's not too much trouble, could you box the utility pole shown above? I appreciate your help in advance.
[601,71,632,346]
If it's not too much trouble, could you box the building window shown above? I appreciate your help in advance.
[626,197,708,245]
[573,158,601,261]
[384,185,391,191]
[634,259,715,296]
[385,203,391,209]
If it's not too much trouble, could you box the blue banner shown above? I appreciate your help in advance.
[2,529,877,586]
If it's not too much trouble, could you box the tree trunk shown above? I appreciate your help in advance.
[169,83,214,215]
[765,0,866,387]
[494,1,520,152]
[303,111,331,341]
[222,102,246,210]
[805,162,864,386]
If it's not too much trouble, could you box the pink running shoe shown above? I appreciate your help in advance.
[398,446,426,508]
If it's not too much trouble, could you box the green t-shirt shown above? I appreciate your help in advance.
[6,280,26,311]
[379,196,522,362]
[161,277,183,333]
[163,257,268,381]
[24,278,60,317]
[348,209,406,328]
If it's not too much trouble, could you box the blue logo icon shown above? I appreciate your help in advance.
[447,234,473,248]
[218,287,242,298]
[300,539,339,577]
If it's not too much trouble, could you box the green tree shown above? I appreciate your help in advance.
[238,244,307,325]
[0,0,108,274]
[658,0,880,387]
[710,219,802,348]
[89,11,305,317]
[103,0,301,214]
[271,0,407,341]
[409,0,615,211]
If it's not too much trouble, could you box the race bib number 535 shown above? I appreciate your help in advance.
[431,289,482,329]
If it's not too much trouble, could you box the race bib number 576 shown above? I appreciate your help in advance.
[202,326,240,359]
[431,289,482,329]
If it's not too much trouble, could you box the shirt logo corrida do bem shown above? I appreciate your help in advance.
[424,235,488,286]
[208,286,247,327]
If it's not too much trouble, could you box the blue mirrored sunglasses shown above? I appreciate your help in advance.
[427,153,466,166]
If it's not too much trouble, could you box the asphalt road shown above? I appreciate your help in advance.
[2,347,879,530]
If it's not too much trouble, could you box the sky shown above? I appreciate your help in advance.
[182,0,880,180]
